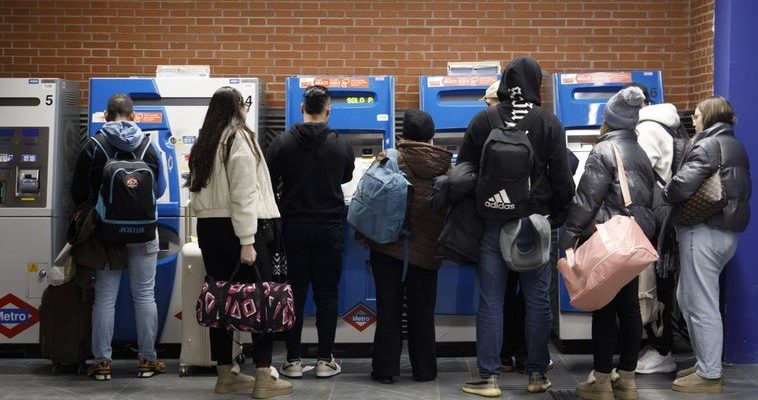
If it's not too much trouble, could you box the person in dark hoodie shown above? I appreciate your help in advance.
[366,109,451,384]
[266,85,355,379]
[71,94,167,381]
[459,57,574,398]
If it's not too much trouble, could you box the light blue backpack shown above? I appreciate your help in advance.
[347,149,413,245]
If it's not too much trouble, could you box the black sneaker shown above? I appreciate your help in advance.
[527,371,552,393]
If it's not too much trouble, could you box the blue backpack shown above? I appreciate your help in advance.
[347,149,413,244]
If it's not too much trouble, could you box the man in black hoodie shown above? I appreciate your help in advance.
[459,57,574,397]
[266,85,355,379]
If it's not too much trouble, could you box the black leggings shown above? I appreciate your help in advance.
[197,217,273,367]
[592,277,642,373]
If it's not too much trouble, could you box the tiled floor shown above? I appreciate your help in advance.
[1,343,756,399]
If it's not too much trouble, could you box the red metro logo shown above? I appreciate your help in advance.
[0,293,40,338]
[341,303,377,332]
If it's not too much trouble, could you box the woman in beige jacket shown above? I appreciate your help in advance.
[187,86,291,399]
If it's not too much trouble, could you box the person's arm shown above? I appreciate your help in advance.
[342,137,355,184]
[664,142,718,203]
[227,132,259,245]
[264,135,282,190]
[150,142,167,198]
[71,138,97,206]
[545,115,575,227]
[457,117,482,165]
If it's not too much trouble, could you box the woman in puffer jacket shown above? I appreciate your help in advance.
[558,86,655,400]
[664,96,751,394]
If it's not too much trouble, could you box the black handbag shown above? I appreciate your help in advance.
[260,219,288,283]
[678,168,726,226]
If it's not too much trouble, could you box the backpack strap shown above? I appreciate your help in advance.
[135,135,152,160]
[638,119,688,139]
[485,106,503,130]
[91,134,114,161]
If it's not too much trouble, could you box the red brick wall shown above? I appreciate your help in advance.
[1,0,711,111]
[689,0,715,110]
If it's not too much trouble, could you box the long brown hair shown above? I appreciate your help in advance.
[186,86,257,192]
[697,95,737,131]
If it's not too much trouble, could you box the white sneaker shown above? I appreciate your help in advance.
[280,359,303,378]
[636,348,677,374]
[315,356,341,378]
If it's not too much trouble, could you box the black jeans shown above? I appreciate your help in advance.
[592,277,642,373]
[197,217,273,368]
[283,222,344,361]
[646,274,675,355]
[370,250,438,380]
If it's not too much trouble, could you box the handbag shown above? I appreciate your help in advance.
[196,262,295,333]
[678,168,726,226]
[260,218,288,283]
[557,144,659,311]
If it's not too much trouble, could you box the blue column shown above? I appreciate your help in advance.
[714,0,758,364]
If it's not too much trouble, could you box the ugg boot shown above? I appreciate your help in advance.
[252,367,293,399]
[612,369,639,400]
[215,364,256,394]
[576,370,614,400]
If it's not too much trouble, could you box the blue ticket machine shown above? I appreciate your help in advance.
[284,76,394,342]
[419,75,499,341]
[553,71,664,351]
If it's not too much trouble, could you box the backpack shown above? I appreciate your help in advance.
[347,149,413,244]
[475,106,542,221]
[92,133,157,243]
[638,119,691,174]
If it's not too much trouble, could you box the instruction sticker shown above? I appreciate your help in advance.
[376,114,389,122]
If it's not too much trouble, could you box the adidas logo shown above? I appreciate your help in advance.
[484,189,516,210]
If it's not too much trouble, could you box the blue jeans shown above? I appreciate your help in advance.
[92,237,159,362]
[476,221,553,377]
[676,223,737,379]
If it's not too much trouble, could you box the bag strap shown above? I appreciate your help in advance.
[610,143,633,209]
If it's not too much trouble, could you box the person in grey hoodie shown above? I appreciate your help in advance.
[71,94,167,381]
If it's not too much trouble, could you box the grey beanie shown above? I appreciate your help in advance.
[499,214,552,272]
[603,86,646,130]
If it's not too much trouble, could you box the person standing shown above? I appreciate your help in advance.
[72,94,167,381]
[188,86,292,398]
[266,85,356,379]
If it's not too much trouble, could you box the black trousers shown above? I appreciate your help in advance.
[500,269,527,363]
[645,274,675,355]
[592,277,642,373]
[283,222,344,361]
[197,217,273,367]
[370,250,438,380]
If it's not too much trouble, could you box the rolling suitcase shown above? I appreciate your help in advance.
[39,279,94,374]
[179,204,243,377]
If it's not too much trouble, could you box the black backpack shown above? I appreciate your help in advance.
[475,106,542,221]
[92,133,157,243]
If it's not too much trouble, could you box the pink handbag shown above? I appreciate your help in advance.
[557,144,659,311]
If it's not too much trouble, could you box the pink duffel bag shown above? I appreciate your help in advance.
[557,144,659,311]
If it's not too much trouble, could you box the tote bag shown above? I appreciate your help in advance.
[557,144,659,311]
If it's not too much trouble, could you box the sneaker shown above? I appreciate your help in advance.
[635,349,676,374]
[546,359,555,371]
[527,371,552,393]
[87,360,112,381]
[672,372,723,393]
[137,358,166,378]
[500,356,514,373]
[315,356,341,378]
[676,365,696,379]
[462,375,501,397]
[280,359,303,378]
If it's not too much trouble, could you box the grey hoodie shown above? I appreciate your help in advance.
[100,120,145,152]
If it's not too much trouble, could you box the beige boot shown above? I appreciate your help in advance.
[252,367,293,399]
[612,369,639,400]
[576,370,614,400]
[215,364,255,394]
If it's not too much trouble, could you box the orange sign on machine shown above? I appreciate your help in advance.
[300,76,370,89]
[560,72,633,85]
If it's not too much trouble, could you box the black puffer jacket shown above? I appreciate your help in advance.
[664,122,751,232]
[559,129,656,249]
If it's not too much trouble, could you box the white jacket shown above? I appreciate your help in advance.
[636,103,680,183]
[191,127,280,245]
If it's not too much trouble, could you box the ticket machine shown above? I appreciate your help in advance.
[88,77,264,344]
[419,75,499,342]
[0,78,80,346]
[284,75,395,343]
[553,71,664,351]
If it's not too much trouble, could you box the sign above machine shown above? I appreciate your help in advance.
[299,76,370,89]
[560,72,633,85]
[426,75,498,88]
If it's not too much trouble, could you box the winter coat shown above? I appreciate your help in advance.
[559,129,656,249]
[637,103,681,182]
[664,122,751,232]
[368,141,452,269]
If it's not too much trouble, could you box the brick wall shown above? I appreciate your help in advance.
[689,0,715,110]
[1,0,711,111]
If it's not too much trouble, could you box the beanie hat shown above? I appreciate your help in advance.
[401,109,435,142]
[604,86,646,130]
[626,82,652,105]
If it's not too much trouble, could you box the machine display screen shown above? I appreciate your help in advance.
[439,89,487,102]
[22,128,40,137]
[20,153,38,162]
[0,129,13,137]
[330,92,376,105]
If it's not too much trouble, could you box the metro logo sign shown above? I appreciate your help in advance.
[341,303,376,332]
[0,293,39,338]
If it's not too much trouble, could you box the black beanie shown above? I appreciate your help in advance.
[402,109,435,142]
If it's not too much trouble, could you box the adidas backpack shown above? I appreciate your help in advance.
[92,134,157,243]
[347,149,413,244]
[475,106,542,221]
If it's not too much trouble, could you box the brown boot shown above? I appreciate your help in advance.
[215,364,256,394]
[612,369,639,400]
[576,370,614,400]
[252,367,293,399]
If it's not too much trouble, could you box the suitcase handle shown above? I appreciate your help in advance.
[184,200,194,242]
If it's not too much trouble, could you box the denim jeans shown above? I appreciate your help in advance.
[476,221,553,377]
[92,237,159,362]
[676,223,737,379]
